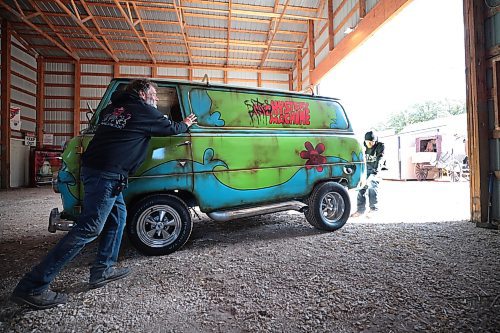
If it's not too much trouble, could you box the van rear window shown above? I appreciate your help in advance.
[189,89,349,130]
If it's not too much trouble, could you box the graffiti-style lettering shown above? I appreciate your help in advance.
[269,101,310,125]
[245,98,311,127]
[245,99,272,125]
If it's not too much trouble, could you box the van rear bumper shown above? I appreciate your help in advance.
[48,208,75,233]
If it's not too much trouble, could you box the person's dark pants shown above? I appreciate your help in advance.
[14,167,127,295]
[357,175,380,213]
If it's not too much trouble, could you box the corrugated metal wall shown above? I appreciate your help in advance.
[7,36,37,187]
[10,36,37,139]
[45,62,74,147]
[80,64,113,132]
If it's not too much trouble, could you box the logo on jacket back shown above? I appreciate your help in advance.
[100,107,131,129]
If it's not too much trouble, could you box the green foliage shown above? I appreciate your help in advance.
[377,99,466,133]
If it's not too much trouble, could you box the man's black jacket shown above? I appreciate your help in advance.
[82,91,188,176]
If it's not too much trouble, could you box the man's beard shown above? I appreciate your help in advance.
[145,97,157,108]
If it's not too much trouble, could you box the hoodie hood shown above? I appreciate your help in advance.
[110,91,141,105]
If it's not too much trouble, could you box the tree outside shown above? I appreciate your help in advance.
[375,99,466,133]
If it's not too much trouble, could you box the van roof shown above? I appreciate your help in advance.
[111,77,340,102]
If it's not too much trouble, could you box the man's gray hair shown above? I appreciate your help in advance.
[125,79,158,95]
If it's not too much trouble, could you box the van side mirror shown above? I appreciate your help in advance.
[86,102,94,123]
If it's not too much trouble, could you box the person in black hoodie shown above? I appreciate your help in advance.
[351,131,385,218]
[11,79,197,309]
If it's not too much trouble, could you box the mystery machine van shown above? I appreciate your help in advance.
[50,78,366,256]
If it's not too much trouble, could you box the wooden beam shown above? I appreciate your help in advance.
[10,28,37,57]
[259,0,291,68]
[36,56,45,148]
[257,72,262,87]
[44,57,292,73]
[112,0,156,63]
[311,0,411,84]
[80,0,119,62]
[132,2,157,64]
[226,0,232,66]
[114,0,320,15]
[1,20,11,189]
[328,0,334,51]
[27,0,78,56]
[495,60,500,129]
[463,0,490,224]
[114,62,120,78]
[308,20,315,71]
[172,0,194,65]
[73,62,81,136]
[296,49,303,91]
[52,0,119,62]
[0,2,79,61]
[288,73,293,91]
[359,0,366,18]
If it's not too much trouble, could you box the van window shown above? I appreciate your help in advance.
[189,88,349,130]
[157,86,183,122]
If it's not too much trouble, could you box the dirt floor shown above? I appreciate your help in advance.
[0,180,499,332]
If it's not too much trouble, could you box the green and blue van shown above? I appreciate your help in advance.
[50,78,366,255]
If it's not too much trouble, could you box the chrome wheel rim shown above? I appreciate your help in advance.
[136,205,182,248]
[320,192,345,225]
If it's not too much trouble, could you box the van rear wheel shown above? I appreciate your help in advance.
[127,195,192,256]
[305,182,350,231]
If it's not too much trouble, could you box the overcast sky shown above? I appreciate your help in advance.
[319,0,466,134]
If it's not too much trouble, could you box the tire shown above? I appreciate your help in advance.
[305,182,350,231]
[127,194,192,256]
[415,163,428,181]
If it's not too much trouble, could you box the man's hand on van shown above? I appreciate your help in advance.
[183,113,197,127]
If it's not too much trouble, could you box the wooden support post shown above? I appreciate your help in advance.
[73,62,81,136]
[463,0,490,224]
[188,68,193,81]
[297,49,303,92]
[152,65,158,78]
[288,73,293,91]
[328,0,334,51]
[113,62,120,78]
[257,72,262,87]
[495,60,500,130]
[308,20,315,71]
[1,20,11,189]
[224,70,228,84]
[359,0,366,18]
[36,56,45,148]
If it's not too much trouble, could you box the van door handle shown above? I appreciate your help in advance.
[176,140,191,147]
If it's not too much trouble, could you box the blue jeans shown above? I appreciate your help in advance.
[14,167,127,294]
[357,174,380,213]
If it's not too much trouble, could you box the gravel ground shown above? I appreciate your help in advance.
[0,181,499,332]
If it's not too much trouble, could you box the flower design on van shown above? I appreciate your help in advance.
[300,141,326,172]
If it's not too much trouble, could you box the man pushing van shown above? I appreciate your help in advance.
[11,79,197,310]
[351,130,385,218]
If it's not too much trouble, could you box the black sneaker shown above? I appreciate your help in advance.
[10,289,67,310]
[89,267,131,289]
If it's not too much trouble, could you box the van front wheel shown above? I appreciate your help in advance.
[127,195,192,256]
[305,182,350,231]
